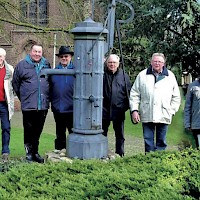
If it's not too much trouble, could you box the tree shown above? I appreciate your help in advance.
[99,0,200,82]
[0,0,96,46]
[0,0,101,65]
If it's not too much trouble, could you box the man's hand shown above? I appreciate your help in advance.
[132,111,140,123]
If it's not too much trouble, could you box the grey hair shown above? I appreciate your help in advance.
[0,48,6,57]
[151,53,166,63]
[106,54,120,63]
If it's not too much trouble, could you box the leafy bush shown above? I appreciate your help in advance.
[0,148,199,200]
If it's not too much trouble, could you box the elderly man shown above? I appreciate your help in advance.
[102,54,131,157]
[0,48,14,162]
[12,43,51,163]
[50,46,74,150]
[129,53,181,153]
[184,79,200,148]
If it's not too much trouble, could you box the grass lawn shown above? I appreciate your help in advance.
[1,88,195,159]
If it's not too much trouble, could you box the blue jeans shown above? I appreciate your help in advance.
[0,102,10,154]
[142,122,168,152]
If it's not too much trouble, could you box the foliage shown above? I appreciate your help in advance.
[0,148,199,199]
[98,0,200,81]
[0,0,199,79]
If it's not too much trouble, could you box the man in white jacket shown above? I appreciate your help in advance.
[129,53,181,153]
[0,48,14,161]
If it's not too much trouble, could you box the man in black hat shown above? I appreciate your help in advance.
[49,46,74,150]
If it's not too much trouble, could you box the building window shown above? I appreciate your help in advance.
[20,0,48,26]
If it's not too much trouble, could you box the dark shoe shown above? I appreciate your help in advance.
[115,152,124,157]
[2,153,9,162]
[26,153,34,162]
[33,153,44,163]
[24,143,33,162]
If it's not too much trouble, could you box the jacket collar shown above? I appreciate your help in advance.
[105,67,120,75]
[4,60,12,79]
[25,54,47,68]
[56,61,73,69]
[146,65,169,76]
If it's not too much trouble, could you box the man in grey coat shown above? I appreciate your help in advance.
[184,78,200,148]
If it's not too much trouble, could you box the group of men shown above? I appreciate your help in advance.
[1,44,74,163]
[0,44,199,163]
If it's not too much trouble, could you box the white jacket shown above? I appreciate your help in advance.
[129,67,181,124]
[4,61,14,120]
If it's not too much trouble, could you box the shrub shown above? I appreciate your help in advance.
[0,148,199,199]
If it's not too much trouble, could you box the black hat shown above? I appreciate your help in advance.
[56,46,74,56]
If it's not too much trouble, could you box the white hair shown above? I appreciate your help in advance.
[152,53,166,63]
[0,48,6,57]
[106,54,120,63]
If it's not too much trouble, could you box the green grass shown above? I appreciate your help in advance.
[9,128,55,158]
[113,87,194,146]
[0,88,195,159]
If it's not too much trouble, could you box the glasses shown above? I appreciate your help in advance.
[108,61,117,64]
[59,55,70,58]
[153,60,164,64]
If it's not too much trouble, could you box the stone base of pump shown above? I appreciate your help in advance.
[66,133,108,159]
[45,148,120,163]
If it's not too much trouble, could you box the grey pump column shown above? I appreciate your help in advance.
[67,18,108,159]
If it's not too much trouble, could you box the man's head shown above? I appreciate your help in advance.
[106,54,120,73]
[30,44,43,63]
[56,46,74,67]
[151,53,166,73]
[0,48,6,66]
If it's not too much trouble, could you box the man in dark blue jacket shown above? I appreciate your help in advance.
[50,46,74,150]
[103,54,131,157]
[12,43,51,163]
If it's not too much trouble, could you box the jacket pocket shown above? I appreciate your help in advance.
[162,102,172,119]
[140,101,149,116]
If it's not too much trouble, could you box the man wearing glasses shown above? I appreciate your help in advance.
[49,46,74,150]
[102,54,131,157]
[129,53,181,153]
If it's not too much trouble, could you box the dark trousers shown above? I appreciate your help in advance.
[0,102,10,154]
[142,122,168,152]
[22,110,48,153]
[102,118,125,156]
[191,129,200,148]
[53,112,73,150]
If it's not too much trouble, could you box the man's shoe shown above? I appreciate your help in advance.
[26,153,33,162]
[33,153,44,163]
[2,153,9,162]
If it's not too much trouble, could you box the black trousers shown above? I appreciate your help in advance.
[102,118,125,156]
[22,110,48,153]
[53,112,73,150]
[192,129,200,148]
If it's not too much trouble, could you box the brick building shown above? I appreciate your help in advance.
[0,0,89,110]
[0,0,79,68]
